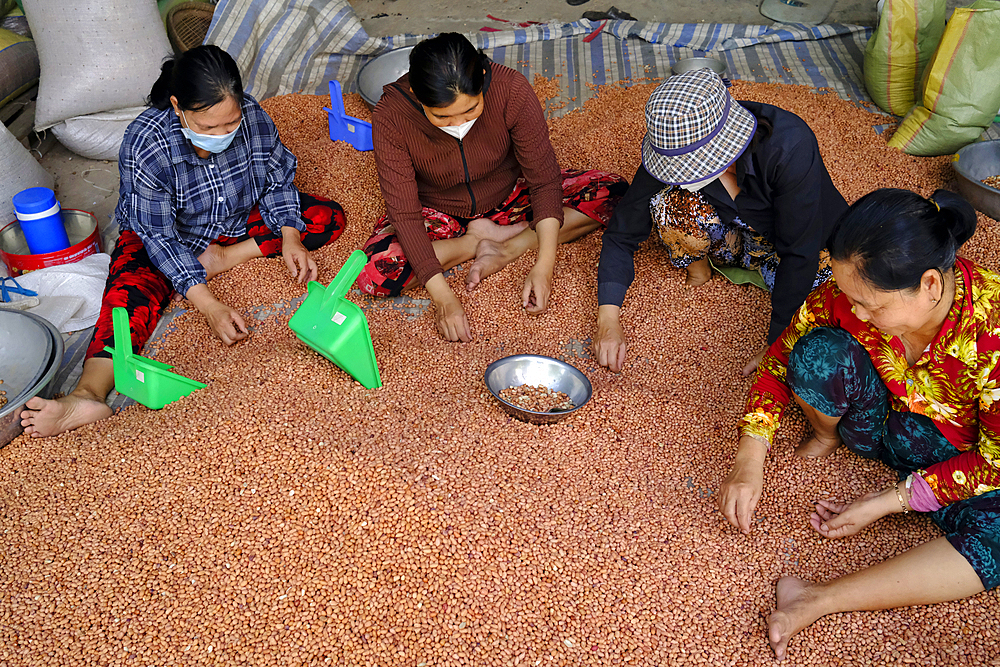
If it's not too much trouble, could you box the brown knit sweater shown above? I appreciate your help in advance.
[372,62,563,286]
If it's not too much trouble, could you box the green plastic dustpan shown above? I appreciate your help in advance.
[103,307,207,409]
[288,249,382,389]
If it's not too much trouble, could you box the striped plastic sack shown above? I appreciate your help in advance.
[888,0,1000,156]
[863,0,947,115]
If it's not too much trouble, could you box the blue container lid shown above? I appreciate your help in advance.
[12,187,58,215]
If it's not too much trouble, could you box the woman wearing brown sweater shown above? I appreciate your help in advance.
[360,33,626,341]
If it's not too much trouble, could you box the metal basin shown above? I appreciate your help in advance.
[671,57,728,77]
[0,310,63,447]
[356,46,414,108]
[953,140,1000,221]
[484,354,593,425]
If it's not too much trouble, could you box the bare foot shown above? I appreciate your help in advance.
[794,433,841,459]
[465,239,521,292]
[685,258,712,287]
[467,218,528,244]
[20,393,113,437]
[767,576,820,661]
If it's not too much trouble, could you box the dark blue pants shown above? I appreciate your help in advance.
[787,327,1000,589]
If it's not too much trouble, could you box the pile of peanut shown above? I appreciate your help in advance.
[1,81,998,666]
[499,383,575,412]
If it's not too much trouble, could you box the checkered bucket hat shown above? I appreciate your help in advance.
[641,69,756,186]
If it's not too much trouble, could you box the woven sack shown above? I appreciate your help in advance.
[23,0,171,130]
[0,120,54,227]
[888,0,1000,155]
[0,25,37,108]
[863,0,947,115]
[49,107,144,161]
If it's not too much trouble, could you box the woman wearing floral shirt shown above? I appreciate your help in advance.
[718,188,999,660]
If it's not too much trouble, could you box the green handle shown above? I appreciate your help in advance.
[322,249,367,307]
[111,307,133,360]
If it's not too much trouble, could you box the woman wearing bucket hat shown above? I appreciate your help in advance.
[20,45,346,437]
[593,69,847,375]
[361,33,627,342]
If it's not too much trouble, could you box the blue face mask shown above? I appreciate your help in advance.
[180,109,242,153]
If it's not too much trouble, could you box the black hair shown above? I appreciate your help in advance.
[745,108,773,153]
[408,33,491,108]
[147,44,244,112]
[829,188,978,292]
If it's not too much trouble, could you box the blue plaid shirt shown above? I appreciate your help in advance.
[115,94,305,296]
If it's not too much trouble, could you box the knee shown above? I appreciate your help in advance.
[787,327,858,391]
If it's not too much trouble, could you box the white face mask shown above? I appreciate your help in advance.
[439,117,477,141]
[679,175,719,192]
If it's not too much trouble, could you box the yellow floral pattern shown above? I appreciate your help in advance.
[740,259,1000,506]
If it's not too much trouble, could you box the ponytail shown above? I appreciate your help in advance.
[828,188,978,292]
[145,44,244,112]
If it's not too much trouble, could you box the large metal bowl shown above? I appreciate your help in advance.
[484,354,593,425]
[356,46,414,108]
[953,139,1000,221]
[0,310,63,447]
[671,57,728,77]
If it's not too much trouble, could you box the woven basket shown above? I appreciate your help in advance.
[166,2,215,54]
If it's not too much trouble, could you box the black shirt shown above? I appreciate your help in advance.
[597,101,848,344]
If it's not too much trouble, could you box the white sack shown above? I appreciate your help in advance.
[25,0,172,130]
[50,107,145,161]
[0,121,54,227]
[12,253,110,332]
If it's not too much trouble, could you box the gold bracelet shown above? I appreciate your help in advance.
[894,482,910,514]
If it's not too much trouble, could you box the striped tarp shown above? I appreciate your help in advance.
[204,0,875,107]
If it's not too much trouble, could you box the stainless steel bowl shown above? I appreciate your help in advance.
[953,139,1000,221]
[0,310,63,447]
[356,46,415,108]
[484,354,593,425]
[671,57,728,77]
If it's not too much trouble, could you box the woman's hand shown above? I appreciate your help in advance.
[185,283,249,345]
[594,304,627,372]
[281,226,318,284]
[425,273,472,342]
[522,262,553,315]
[742,345,769,377]
[719,435,769,534]
[809,486,902,539]
[523,217,560,315]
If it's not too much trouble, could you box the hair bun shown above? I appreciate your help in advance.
[930,189,977,247]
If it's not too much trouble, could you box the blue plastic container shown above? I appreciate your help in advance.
[12,187,70,255]
[324,80,374,151]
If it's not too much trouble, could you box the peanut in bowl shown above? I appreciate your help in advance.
[484,354,593,425]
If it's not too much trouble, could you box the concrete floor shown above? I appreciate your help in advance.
[352,0,880,37]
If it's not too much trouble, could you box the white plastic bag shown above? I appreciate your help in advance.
[12,253,110,332]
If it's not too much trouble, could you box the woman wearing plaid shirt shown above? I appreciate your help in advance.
[21,45,346,437]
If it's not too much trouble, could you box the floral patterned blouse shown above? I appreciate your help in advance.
[740,257,1000,507]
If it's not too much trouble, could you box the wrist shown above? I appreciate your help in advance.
[597,304,622,323]
[890,481,911,514]
[735,435,769,465]
[424,273,457,305]
[185,283,217,310]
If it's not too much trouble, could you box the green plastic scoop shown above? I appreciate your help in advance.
[103,306,207,409]
[288,249,382,389]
